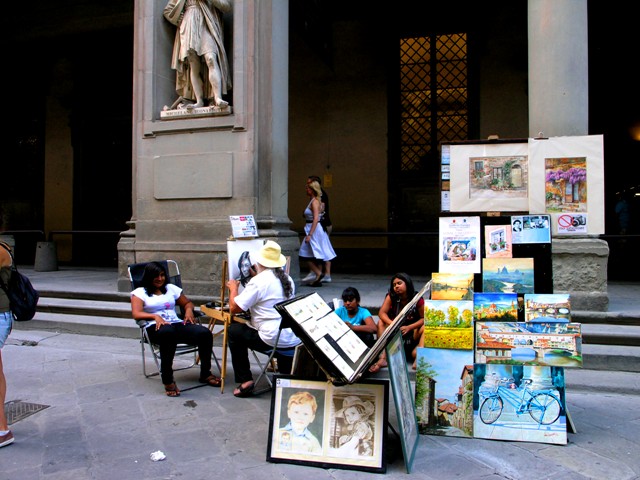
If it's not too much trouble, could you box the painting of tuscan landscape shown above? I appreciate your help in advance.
[545,157,587,213]
[473,293,519,322]
[415,348,474,438]
[482,258,534,294]
[423,300,474,350]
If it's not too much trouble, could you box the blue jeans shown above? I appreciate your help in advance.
[0,311,12,349]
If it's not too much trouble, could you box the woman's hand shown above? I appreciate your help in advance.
[399,324,412,335]
[155,315,168,330]
[304,234,311,243]
[183,309,195,324]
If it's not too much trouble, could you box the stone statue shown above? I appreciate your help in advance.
[164,0,232,110]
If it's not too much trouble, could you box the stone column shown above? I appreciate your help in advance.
[528,0,608,311]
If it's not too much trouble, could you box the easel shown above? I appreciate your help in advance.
[200,259,235,394]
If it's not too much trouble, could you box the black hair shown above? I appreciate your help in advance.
[308,175,322,185]
[141,261,168,296]
[341,286,360,302]
[273,267,293,298]
[388,272,416,302]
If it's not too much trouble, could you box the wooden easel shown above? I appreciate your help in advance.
[200,259,234,394]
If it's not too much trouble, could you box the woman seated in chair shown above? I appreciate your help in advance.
[227,240,300,398]
[131,261,221,397]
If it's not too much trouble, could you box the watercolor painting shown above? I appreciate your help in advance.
[473,364,567,445]
[484,224,513,258]
[524,294,571,323]
[473,293,519,322]
[475,322,582,367]
[545,157,587,213]
[431,273,474,300]
[415,348,474,438]
[482,258,535,294]
[468,156,529,199]
[423,300,474,350]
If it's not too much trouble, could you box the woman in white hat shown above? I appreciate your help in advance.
[227,240,300,397]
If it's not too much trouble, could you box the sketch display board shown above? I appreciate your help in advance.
[267,376,389,473]
[275,283,430,385]
[385,333,419,473]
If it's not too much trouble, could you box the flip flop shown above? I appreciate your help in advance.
[164,383,181,397]
[233,382,255,398]
[200,374,222,387]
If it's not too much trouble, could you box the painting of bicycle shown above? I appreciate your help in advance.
[473,364,567,444]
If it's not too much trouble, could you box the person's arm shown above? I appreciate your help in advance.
[399,299,425,336]
[304,198,321,244]
[0,246,11,268]
[131,295,167,329]
[176,293,195,323]
[226,279,244,314]
[350,309,377,334]
[377,294,393,328]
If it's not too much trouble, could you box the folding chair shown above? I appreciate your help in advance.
[250,325,300,396]
[128,260,220,380]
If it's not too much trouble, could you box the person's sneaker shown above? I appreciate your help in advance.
[0,431,14,448]
[301,272,316,283]
[323,275,332,283]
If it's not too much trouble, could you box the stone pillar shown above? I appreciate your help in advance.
[528,0,607,311]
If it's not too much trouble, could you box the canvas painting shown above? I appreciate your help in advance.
[482,258,535,294]
[423,300,474,350]
[484,224,513,258]
[415,348,474,438]
[475,321,582,367]
[524,294,571,323]
[473,292,519,322]
[431,273,474,300]
[473,364,567,445]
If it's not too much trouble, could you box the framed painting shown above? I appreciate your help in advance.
[450,141,529,212]
[267,376,389,473]
[386,332,419,473]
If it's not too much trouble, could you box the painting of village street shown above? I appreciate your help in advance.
[468,155,528,199]
[415,348,474,438]
[431,273,474,300]
[473,364,567,445]
[545,157,587,213]
[473,293,519,322]
[475,321,583,367]
[524,294,571,322]
[482,258,535,294]
[423,300,474,350]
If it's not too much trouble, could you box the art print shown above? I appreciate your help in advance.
[438,216,481,274]
[482,258,535,294]
[484,224,513,258]
[423,300,474,350]
[524,294,571,323]
[415,348,474,438]
[267,377,388,473]
[511,214,551,244]
[449,142,529,212]
[473,364,567,445]
[431,273,474,301]
[475,321,582,367]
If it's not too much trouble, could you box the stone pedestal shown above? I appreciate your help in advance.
[552,237,609,311]
[34,241,59,272]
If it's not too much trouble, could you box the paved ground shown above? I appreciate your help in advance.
[2,268,639,479]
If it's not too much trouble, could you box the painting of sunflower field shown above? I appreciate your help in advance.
[423,300,474,350]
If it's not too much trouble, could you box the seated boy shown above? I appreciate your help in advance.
[334,287,377,347]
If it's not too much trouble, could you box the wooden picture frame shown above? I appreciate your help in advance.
[267,376,389,473]
[385,332,419,473]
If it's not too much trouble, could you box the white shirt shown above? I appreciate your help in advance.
[234,269,300,347]
[131,283,183,326]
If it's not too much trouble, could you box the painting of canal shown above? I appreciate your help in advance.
[482,258,534,294]
[524,294,571,322]
[431,273,474,300]
[475,322,582,367]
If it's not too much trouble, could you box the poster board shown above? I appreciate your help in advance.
[275,282,431,385]
[267,376,389,473]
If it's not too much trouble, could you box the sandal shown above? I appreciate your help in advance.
[369,360,387,373]
[200,374,222,387]
[164,383,181,397]
[233,382,255,398]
